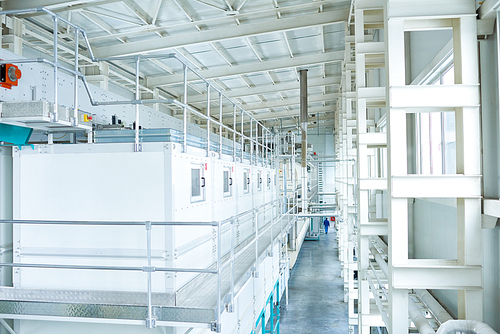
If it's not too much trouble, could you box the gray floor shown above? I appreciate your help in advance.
[279,230,348,334]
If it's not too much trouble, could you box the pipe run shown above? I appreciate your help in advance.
[436,320,498,334]
[408,297,436,334]
[415,289,453,325]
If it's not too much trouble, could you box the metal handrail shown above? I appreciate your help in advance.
[0,7,275,158]
[0,198,297,332]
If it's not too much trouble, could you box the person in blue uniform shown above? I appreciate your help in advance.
[323,218,330,234]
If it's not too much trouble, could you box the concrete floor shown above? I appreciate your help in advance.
[279,230,348,334]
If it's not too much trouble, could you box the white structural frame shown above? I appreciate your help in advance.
[336,0,486,333]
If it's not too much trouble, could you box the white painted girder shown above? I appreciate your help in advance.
[3,0,120,10]
[358,133,387,147]
[147,51,344,86]
[360,222,388,236]
[86,0,346,42]
[483,199,500,217]
[253,106,334,121]
[227,93,338,113]
[93,10,349,58]
[391,175,481,198]
[392,262,482,290]
[390,85,480,108]
[188,76,340,104]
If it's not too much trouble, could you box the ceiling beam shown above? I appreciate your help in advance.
[16,0,125,18]
[93,9,348,58]
[216,93,338,114]
[147,51,344,87]
[3,0,123,11]
[263,114,334,127]
[251,106,335,121]
[87,0,347,43]
[188,76,340,104]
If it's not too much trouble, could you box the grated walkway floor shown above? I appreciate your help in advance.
[280,230,348,334]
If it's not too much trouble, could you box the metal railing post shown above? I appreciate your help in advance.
[216,220,222,333]
[233,104,236,161]
[145,221,156,329]
[265,131,268,162]
[254,211,259,278]
[183,64,188,153]
[255,122,259,161]
[219,93,223,158]
[250,118,253,165]
[241,111,244,161]
[207,83,211,155]
[230,218,235,312]
[134,56,141,152]
[52,15,59,122]
[73,28,79,126]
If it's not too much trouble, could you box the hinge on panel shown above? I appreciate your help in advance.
[226,302,234,313]
[211,321,221,333]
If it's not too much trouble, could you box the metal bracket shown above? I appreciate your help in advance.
[211,321,221,333]
[142,266,156,272]
[134,143,143,152]
[145,221,152,230]
[226,302,234,313]
[146,318,156,329]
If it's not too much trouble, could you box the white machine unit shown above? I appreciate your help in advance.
[8,141,285,334]
[0,147,13,288]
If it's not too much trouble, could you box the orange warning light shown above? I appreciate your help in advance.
[0,63,22,89]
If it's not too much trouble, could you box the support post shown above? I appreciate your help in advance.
[134,56,141,152]
[299,69,308,214]
[145,221,156,329]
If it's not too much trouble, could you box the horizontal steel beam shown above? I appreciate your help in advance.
[392,261,482,290]
[93,10,349,58]
[253,106,334,122]
[360,222,388,235]
[147,51,344,87]
[390,85,479,108]
[391,175,481,198]
[188,76,340,104]
[232,93,338,113]
[3,0,113,10]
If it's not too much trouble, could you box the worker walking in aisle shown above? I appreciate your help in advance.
[323,218,330,234]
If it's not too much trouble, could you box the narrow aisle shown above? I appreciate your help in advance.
[280,230,348,334]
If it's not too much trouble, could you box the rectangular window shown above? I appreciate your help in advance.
[243,168,250,194]
[416,64,456,175]
[223,168,232,197]
[191,165,205,202]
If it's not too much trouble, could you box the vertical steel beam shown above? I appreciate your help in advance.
[299,69,308,214]
[134,56,141,152]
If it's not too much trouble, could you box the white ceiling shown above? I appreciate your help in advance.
[5,0,350,131]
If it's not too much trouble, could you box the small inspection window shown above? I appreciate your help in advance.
[191,165,205,202]
[257,171,262,191]
[243,168,250,194]
[223,168,232,197]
